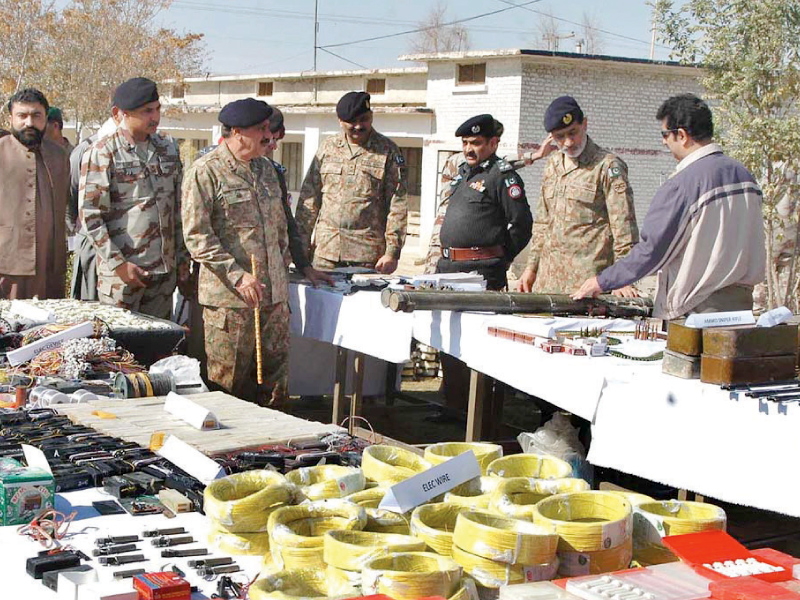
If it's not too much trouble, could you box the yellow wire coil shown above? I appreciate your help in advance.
[204,470,296,533]
[362,445,432,484]
[346,486,386,508]
[285,465,365,500]
[249,568,358,600]
[410,502,464,556]
[365,507,411,534]
[557,537,634,576]
[326,564,364,589]
[451,544,559,588]
[489,477,590,520]
[268,500,367,549]
[444,477,503,509]
[208,527,272,556]
[323,529,427,571]
[532,491,632,553]
[269,540,325,570]
[452,509,558,565]
[424,442,503,475]
[635,500,726,541]
[361,551,463,600]
[487,454,573,480]
[607,491,655,507]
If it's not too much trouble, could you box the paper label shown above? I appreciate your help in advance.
[7,321,94,366]
[378,450,481,514]
[633,510,666,545]
[157,435,226,484]
[163,392,220,430]
[522,561,559,582]
[601,516,630,549]
[334,472,363,497]
[684,310,755,329]
[558,550,591,576]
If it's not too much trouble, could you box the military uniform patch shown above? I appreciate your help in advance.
[608,165,622,178]
[508,184,523,199]
[395,154,405,165]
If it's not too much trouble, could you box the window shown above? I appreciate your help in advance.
[171,84,185,99]
[366,78,386,94]
[280,142,303,191]
[457,63,486,85]
[257,81,273,97]
[400,147,422,196]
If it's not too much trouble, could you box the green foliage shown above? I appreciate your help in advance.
[652,0,800,309]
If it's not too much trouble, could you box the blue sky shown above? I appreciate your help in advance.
[159,0,672,75]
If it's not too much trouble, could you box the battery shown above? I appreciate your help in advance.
[133,571,191,600]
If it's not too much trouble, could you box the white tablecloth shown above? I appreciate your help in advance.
[289,284,413,364]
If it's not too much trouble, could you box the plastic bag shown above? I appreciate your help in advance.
[518,412,592,483]
[149,355,208,394]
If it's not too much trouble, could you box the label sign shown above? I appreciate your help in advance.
[684,310,755,329]
[378,450,481,514]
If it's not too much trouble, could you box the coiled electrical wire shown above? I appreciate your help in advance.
[451,544,559,588]
[410,503,464,556]
[345,486,385,508]
[267,500,367,550]
[269,541,326,570]
[635,500,726,540]
[486,454,573,480]
[452,509,558,565]
[362,445,432,484]
[204,470,296,533]
[424,442,503,475]
[489,477,590,520]
[444,476,503,509]
[285,465,365,500]
[207,527,272,556]
[557,537,634,576]
[249,568,358,600]
[323,530,427,571]
[365,508,411,534]
[361,551,463,600]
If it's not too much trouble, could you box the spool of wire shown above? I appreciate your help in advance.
[346,487,385,508]
[113,371,174,398]
[452,510,558,565]
[557,537,634,576]
[451,544,559,588]
[410,503,463,556]
[208,527,272,556]
[268,500,367,550]
[270,540,326,570]
[285,465,365,500]
[361,552,463,600]
[486,454,573,480]
[532,491,632,553]
[362,445,432,484]
[204,471,296,533]
[424,443,503,475]
[249,568,358,600]
[489,477,590,520]
[444,477,503,509]
[326,564,363,589]
[635,500,726,540]
[365,508,411,534]
[608,491,655,507]
[324,530,427,571]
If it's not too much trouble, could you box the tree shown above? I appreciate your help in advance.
[408,1,470,54]
[532,9,575,52]
[0,0,205,133]
[652,0,800,311]
[580,10,605,55]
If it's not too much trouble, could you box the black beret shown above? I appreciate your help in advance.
[268,107,284,133]
[219,98,273,128]
[544,96,584,132]
[336,91,371,122]
[455,114,496,138]
[113,77,159,111]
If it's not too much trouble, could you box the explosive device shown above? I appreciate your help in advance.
[381,289,652,318]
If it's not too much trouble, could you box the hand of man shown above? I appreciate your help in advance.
[524,134,557,164]
[235,272,265,308]
[176,262,195,299]
[572,276,603,300]
[610,285,639,299]
[375,255,398,274]
[114,262,150,289]
[515,266,537,293]
[303,266,336,287]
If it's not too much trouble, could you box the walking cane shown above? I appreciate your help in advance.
[250,254,263,385]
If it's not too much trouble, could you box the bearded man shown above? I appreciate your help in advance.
[0,88,69,299]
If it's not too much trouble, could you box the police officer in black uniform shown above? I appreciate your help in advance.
[436,114,533,291]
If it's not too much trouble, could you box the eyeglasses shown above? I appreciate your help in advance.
[660,128,681,139]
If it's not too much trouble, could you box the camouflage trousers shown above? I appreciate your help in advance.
[97,270,176,320]
[202,302,290,406]
[312,256,375,271]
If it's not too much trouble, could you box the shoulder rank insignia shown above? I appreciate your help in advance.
[608,165,622,178]
[480,159,491,169]
[450,174,463,187]
[497,157,513,173]
[469,179,486,193]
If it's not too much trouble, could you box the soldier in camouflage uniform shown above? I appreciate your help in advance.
[296,91,407,273]
[516,96,639,296]
[182,99,290,405]
[80,78,190,319]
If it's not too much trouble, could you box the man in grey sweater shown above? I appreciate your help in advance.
[573,94,765,319]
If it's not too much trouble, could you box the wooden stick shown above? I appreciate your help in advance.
[250,254,263,385]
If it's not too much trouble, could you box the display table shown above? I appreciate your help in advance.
[0,487,260,598]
